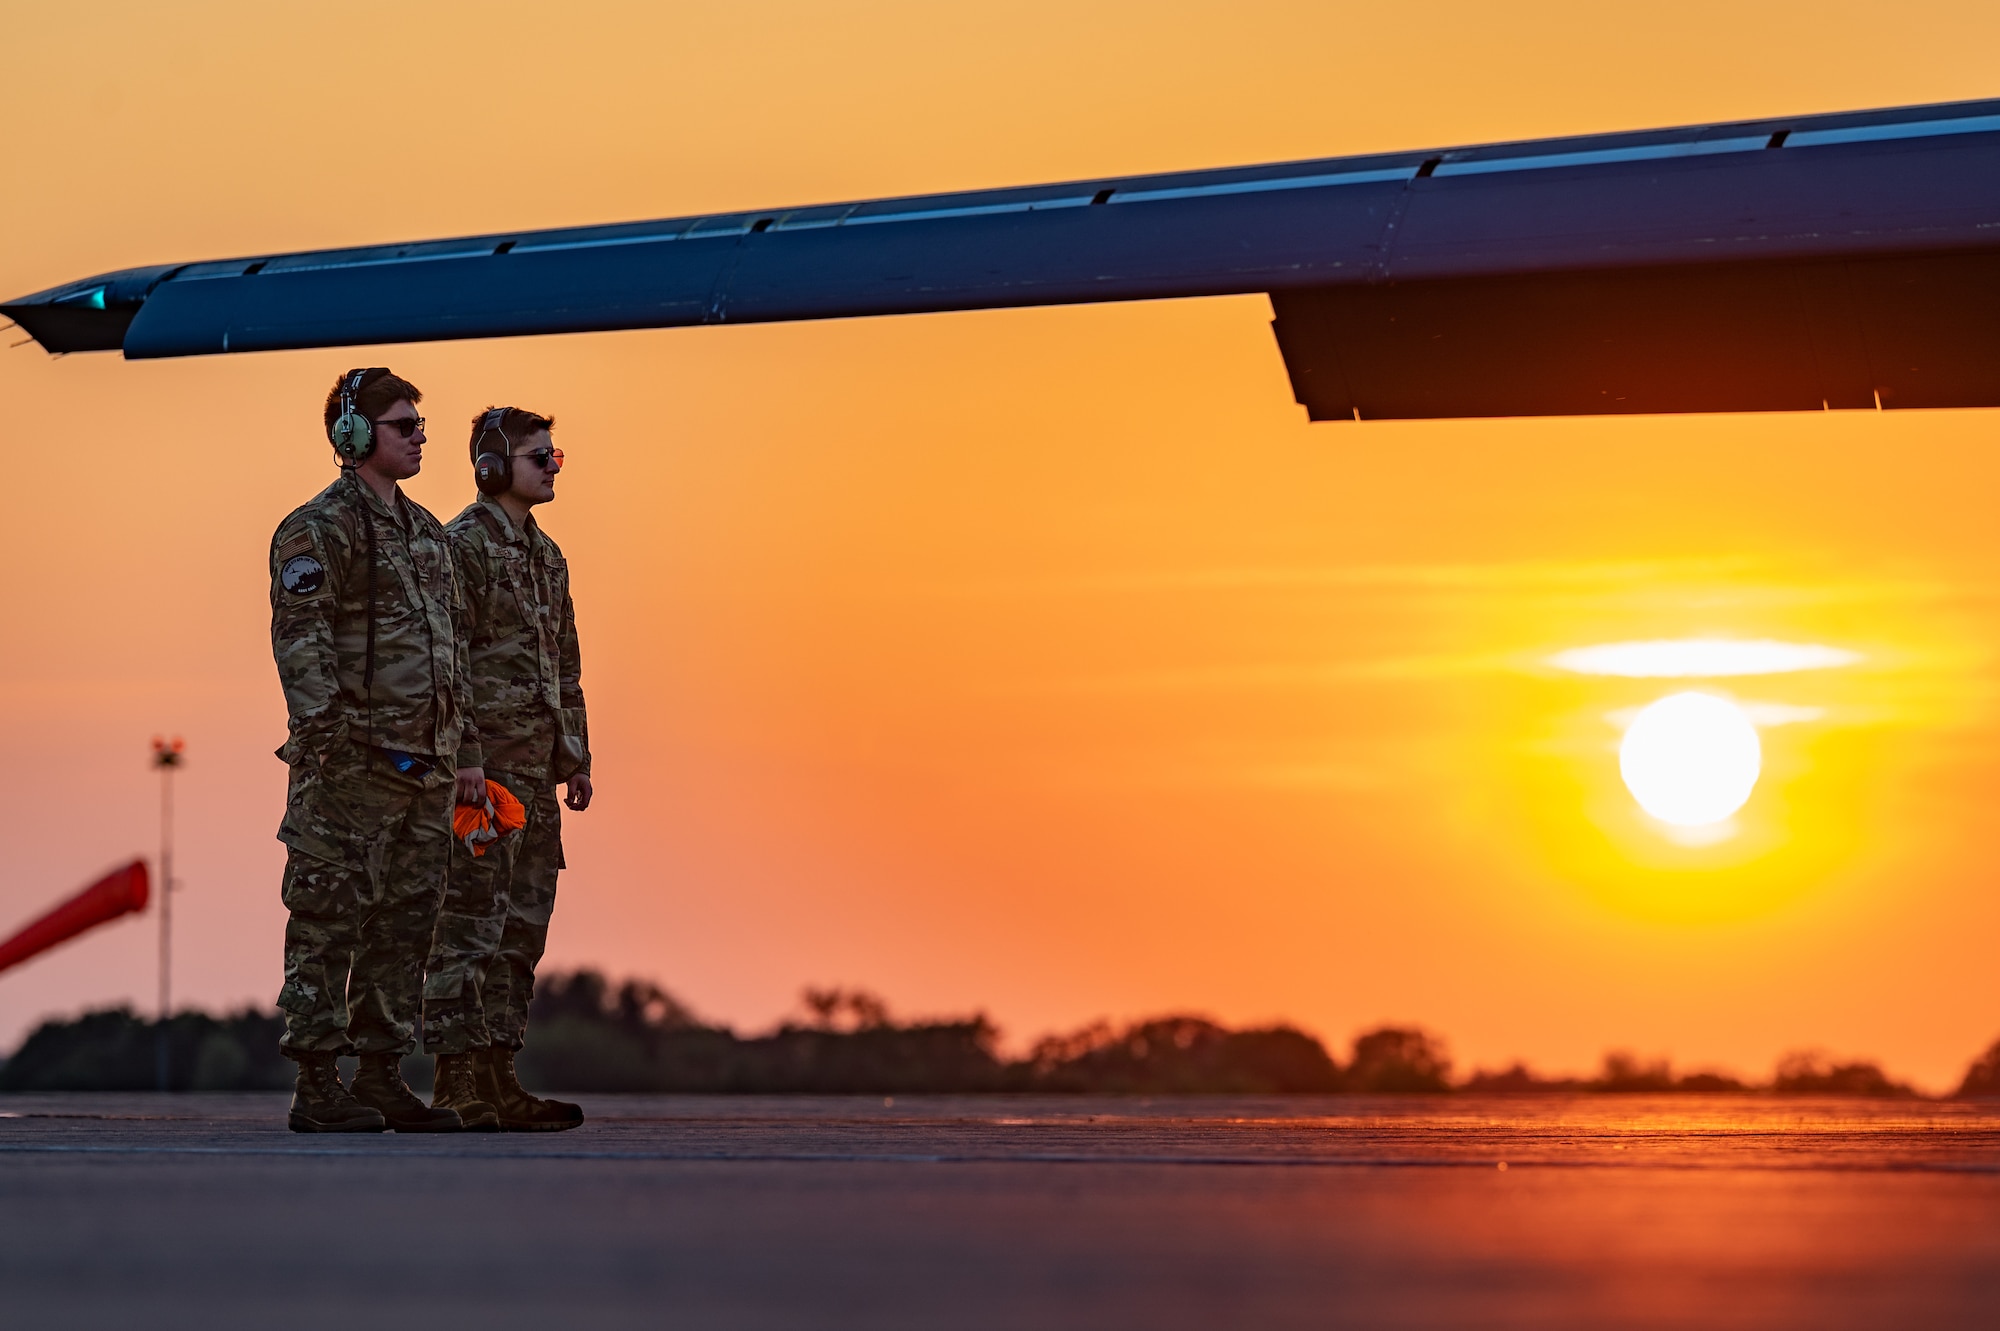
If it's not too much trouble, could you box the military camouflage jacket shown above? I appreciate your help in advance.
[269,470,476,764]
[446,495,589,781]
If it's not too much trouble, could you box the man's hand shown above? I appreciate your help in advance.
[565,772,593,811]
[455,765,488,806]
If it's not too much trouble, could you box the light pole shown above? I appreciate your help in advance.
[151,736,183,1091]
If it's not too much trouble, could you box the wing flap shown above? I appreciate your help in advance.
[1271,250,2000,419]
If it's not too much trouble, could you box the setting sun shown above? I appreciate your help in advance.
[1618,691,1763,828]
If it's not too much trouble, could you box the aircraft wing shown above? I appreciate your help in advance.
[9,98,2000,420]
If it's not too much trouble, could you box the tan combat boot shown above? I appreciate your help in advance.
[351,1052,464,1132]
[287,1051,387,1133]
[431,1051,500,1131]
[477,1045,584,1131]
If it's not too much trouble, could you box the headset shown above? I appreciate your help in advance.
[472,407,514,496]
[329,367,388,464]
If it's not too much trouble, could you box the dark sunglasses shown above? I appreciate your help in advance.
[514,447,564,472]
[373,415,425,440]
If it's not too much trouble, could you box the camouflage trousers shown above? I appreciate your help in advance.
[275,743,453,1058]
[423,771,563,1054]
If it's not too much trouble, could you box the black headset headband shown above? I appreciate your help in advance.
[472,407,517,496]
[331,366,390,463]
[472,407,511,462]
[338,368,385,426]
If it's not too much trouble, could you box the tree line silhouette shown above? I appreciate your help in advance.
[3,969,1997,1098]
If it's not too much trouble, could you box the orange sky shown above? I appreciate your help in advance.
[4,1,1999,1090]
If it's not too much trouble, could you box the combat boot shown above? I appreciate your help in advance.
[478,1045,584,1131]
[350,1052,464,1132]
[431,1051,500,1131]
[287,1051,387,1133]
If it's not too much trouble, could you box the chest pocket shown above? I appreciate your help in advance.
[544,554,570,616]
[497,546,560,705]
[410,539,447,612]
[364,520,442,622]
[495,549,536,633]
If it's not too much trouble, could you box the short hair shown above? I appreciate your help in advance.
[468,406,556,463]
[322,368,423,441]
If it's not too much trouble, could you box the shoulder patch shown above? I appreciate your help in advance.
[279,553,328,597]
[276,531,316,562]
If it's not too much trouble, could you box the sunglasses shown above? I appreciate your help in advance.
[514,447,564,472]
[373,415,425,440]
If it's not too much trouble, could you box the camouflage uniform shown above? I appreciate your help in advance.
[423,495,589,1055]
[269,470,475,1058]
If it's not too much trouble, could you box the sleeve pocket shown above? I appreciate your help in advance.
[553,707,590,780]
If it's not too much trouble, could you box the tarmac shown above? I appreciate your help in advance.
[2,1092,1997,1329]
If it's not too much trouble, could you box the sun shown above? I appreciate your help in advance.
[1618,692,1762,827]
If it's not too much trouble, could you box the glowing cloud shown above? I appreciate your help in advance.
[1550,638,1860,678]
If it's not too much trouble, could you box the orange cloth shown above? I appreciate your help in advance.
[453,780,527,857]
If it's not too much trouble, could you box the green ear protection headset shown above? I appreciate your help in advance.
[329,367,388,464]
[472,407,514,496]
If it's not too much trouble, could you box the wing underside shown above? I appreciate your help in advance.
[10,99,2000,420]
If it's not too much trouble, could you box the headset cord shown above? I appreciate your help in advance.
[362,487,378,771]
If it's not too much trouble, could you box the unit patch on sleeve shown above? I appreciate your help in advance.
[281,554,327,596]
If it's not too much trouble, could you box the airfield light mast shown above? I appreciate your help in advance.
[151,736,183,1090]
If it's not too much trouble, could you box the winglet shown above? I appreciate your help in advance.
[1,265,181,354]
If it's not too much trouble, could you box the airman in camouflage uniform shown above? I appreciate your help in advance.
[269,368,474,1133]
[425,405,591,1130]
